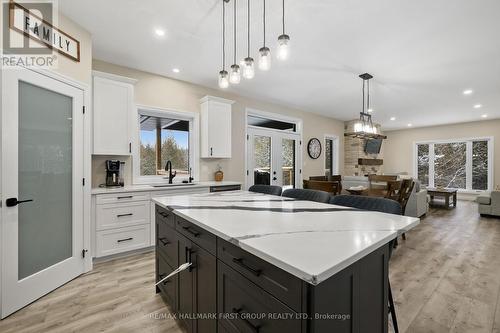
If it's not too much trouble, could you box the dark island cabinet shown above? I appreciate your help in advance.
[156,204,390,333]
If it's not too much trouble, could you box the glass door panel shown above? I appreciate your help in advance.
[281,138,296,190]
[18,81,73,279]
[253,135,272,185]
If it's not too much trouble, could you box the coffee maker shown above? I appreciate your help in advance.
[105,160,124,187]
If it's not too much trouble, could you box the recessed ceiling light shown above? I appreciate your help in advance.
[463,89,473,95]
[474,104,482,109]
[390,117,396,121]
[407,123,413,127]
[172,68,180,73]
[154,28,166,37]
[481,114,488,118]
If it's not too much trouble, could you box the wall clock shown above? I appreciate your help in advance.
[307,138,322,159]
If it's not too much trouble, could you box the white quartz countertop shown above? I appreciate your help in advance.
[91,181,241,195]
[152,191,420,285]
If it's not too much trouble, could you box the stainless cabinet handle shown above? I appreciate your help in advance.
[117,196,133,200]
[117,213,133,218]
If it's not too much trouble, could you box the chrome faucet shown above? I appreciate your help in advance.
[165,160,177,184]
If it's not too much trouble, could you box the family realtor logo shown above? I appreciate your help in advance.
[2,0,80,69]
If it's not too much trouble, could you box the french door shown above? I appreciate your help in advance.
[1,68,85,318]
[247,127,300,190]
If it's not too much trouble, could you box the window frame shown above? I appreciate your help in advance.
[132,105,199,184]
[324,134,340,177]
[413,136,494,192]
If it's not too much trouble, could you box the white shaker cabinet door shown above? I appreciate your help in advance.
[200,96,234,158]
[93,74,135,155]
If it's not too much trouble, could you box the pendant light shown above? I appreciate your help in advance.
[229,0,241,84]
[277,0,290,60]
[241,0,255,79]
[258,0,271,71]
[218,0,229,89]
[345,73,387,140]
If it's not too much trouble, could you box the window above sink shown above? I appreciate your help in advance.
[132,105,199,184]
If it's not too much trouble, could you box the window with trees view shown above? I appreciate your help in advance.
[415,138,491,191]
[138,113,191,179]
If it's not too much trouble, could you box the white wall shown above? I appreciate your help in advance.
[384,119,500,189]
[91,60,346,187]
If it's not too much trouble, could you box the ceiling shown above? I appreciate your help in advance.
[59,0,500,130]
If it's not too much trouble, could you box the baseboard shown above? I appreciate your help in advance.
[92,246,154,264]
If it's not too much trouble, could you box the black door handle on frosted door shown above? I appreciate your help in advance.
[6,198,34,207]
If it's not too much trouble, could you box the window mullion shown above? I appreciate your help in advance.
[429,143,435,188]
[466,141,473,190]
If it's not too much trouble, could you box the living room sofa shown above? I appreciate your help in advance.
[476,191,500,217]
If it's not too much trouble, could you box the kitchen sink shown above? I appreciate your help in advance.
[150,183,196,188]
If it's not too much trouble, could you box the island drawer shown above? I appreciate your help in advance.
[218,261,301,333]
[157,253,177,311]
[156,206,175,229]
[218,239,303,312]
[157,217,178,268]
[176,217,216,255]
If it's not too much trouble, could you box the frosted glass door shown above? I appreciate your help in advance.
[18,81,73,279]
[1,68,85,318]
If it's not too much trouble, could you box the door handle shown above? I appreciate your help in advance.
[6,198,33,207]
[272,177,277,181]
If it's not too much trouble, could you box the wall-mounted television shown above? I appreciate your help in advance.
[365,138,383,154]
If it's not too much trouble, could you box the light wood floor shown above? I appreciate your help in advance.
[1,201,499,333]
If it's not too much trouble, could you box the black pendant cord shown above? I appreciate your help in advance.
[222,0,226,70]
[367,79,370,111]
[263,0,266,47]
[282,0,285,35]
[247,0,250,57]
[233,0,237,64]
[362,79,366,114]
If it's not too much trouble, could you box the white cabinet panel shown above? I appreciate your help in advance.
[96,201,149,231]
[95,192,150,205]
[200,96,234,158]
[95,225,151,257]
[93,72,136,155]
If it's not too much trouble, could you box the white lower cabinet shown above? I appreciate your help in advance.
[96,225,151,257]
[92,187,212,258]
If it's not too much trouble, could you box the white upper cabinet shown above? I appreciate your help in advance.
[200,96,234,158]
[92,71,137,155]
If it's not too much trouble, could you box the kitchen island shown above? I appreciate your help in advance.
[152,191,419,333]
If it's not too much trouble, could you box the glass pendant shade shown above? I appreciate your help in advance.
[229,64,241,84]
[277,34,290,60]
[218,70,229,89]
[258,47,271,71]
[241,57,255,79]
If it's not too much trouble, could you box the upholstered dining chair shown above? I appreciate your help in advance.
[329,195,402,333]
[282,189,331,203]
[248,185,283,196]
[397,179,415,241]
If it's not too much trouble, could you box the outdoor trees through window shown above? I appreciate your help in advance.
[139,114,190,178]
[416,139,490,190]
